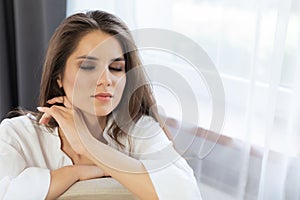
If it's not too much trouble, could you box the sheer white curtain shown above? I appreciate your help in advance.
[67,0,300,199]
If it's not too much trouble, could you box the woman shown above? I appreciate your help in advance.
[0,10,201,199]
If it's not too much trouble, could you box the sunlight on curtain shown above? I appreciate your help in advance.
[67,0,300,199]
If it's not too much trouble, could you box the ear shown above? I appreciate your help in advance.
[57,75,63,88]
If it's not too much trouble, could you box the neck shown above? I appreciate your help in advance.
[58,110,108,144]
[80,111,107,139]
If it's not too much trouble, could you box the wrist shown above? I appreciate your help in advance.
[69,165,80,181]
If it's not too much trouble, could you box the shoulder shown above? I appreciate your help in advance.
[1,114,34,126]
[129,115,172,156]
[135,115,157,126]
[130,115,164,137]
[104,115,172,156]
[0,114,53,143]
[0,114,37,133]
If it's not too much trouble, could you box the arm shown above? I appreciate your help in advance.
[0,119,107,200]
[0,120,51,199]
[38,103,159,200]
[0,140,51,199]
[81,131,202,200]
[81,139,159,200]
[38,100,200,200]
[73,117,202,200]
[45,165,106,200]
[45,166,77,200]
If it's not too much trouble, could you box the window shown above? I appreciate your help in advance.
[67,0,300,155]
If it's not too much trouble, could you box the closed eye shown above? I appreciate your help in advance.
[109,66,123,71]
[109,61,125,72]
[80,65,96,70]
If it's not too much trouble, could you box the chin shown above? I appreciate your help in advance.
[74,106,112,117]
[93,109,113,117]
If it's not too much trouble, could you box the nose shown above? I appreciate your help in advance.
[97,68,112,87]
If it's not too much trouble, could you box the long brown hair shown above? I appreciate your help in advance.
[37,10,171,148]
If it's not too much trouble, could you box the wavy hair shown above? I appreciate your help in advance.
[35,10,171,148]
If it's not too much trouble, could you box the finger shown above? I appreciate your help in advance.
[47,96,64,104]
[39,112,52,125]
[47,96,72,108]
[63,96,73,108]
[37,106,68,123]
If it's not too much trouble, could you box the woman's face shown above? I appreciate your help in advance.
[58,30,126,116]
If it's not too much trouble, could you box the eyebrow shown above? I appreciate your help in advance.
[76,56,99,60]
[76,56,125,62]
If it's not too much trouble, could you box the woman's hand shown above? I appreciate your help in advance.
[37,96,90,155]
[73,165,110,181]
[46,165,109,200]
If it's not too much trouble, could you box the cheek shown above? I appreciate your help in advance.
[63,72,94,99]
[116,77,126,94]
[62,76,75,97]
[113,77,126,103]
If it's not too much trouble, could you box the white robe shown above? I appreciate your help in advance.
[0,114,201,199]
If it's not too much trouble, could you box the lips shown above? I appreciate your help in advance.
[95,93,112,97]
[92,92,113,102]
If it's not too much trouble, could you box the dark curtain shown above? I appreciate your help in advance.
[0,0,66,120]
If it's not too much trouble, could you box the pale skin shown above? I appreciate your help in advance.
[38,31,159,200]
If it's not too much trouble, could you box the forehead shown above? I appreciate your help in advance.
[70,30,124,60]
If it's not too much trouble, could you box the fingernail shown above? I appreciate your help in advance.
[37,107,42,111]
